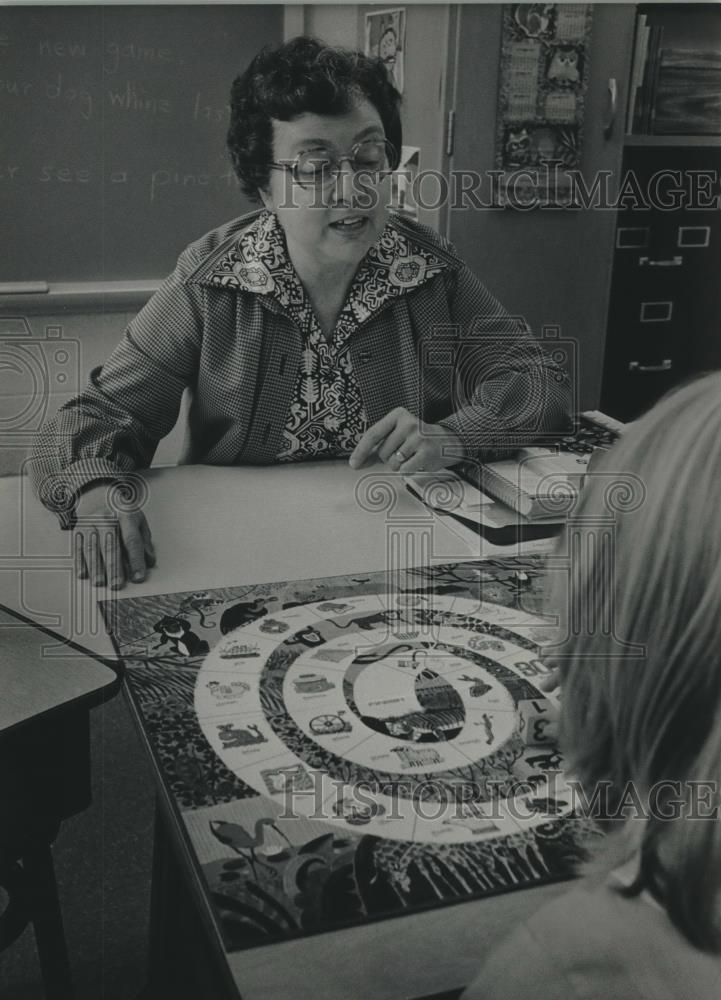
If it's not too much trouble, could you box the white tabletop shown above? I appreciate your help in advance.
[0,461,555,661]
[0,462,563,1000]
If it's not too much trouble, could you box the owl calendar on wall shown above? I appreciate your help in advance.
[494,4,593,206]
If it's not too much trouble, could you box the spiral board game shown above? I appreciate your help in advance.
[101,557,598,951]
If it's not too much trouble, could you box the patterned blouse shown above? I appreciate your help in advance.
[207,210,446,463]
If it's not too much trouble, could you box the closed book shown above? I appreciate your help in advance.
[642,24,664,133]
[628,14,650,133]
[460,449,587,520]
[403,473,563,546]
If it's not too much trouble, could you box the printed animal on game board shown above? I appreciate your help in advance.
[210,818,292,882]
[216,722,267,748]
[547,45,580,84]
[525,796,569,816]
[219,598,268,634]
[153,616,210,658]
[525,750,563,771]
[383,707,464,743]
[207,679,251,700]
[178,590,225,628]
[331,609,404,632]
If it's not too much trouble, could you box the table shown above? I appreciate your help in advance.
[0,603,119,999]
[0,462,566,1000]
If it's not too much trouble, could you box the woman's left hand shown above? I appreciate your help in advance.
[349,406,466,473]
[538,668,561,694]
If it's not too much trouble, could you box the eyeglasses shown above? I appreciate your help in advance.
[269,139,396,190]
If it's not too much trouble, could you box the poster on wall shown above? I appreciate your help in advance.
[390,145,420,220]
[494,4,593,206]
[365,7,406,94]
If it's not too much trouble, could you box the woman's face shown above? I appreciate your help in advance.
[260,99,391,273]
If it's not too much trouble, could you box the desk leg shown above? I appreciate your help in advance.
[23,839,73,1000]
[146,802,236,1000]
[147,802,175,995]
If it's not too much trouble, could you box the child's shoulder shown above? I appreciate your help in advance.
[464,878,721,1000]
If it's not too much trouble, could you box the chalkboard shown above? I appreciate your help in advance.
[0,5,283,283]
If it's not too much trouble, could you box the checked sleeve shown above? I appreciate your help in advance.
[28,248,204,527]
[438,264,572,459]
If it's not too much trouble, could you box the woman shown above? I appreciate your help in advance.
[30,36,570,589]
[464,373,721,999]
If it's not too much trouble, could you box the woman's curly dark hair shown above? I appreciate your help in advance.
[227,36,402,200]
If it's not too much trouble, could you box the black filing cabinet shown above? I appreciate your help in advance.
[601,143,721,421]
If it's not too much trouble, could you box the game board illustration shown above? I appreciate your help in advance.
[100,558,600,952]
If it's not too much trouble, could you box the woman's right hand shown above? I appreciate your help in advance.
[74,483,156,589]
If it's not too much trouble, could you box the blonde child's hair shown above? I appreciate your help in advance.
[547,371,721,951]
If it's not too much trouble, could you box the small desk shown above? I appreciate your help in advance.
[0,605,119,737]
[0,604,119,999]
[0,462,565,1000]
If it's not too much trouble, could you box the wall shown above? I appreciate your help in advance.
[0,312,187,476]
[445,4,636,409]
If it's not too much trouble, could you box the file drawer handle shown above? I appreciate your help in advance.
[638,256,683,267]
[629,359,673,373]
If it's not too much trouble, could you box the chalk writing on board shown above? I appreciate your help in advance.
[39,166,92,183]
[0,3,279,281]
[46,73,93,119]
[0,79,33,97]
[0,82,235,123]
[38,39,87,58]
[192,92,231,123]
[103,42,180,74]
[107,82,172,115]
[149,170,240,203]
[21,37,182,72]
[0,164,241,199]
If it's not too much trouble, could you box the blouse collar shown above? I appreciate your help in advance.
[191,210,449,323]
